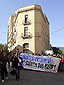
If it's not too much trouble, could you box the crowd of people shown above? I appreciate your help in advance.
[0,47,64,83]
[32,53,64,72]
[0,48,23,83]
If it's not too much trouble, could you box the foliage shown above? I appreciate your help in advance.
[62,49,64,55]
[0,44,8,51]
[52,47,62,54]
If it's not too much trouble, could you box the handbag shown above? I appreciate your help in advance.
[10,68,16,75]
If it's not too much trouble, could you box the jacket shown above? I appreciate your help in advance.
[61,58,64,63]
[10,56,23,69]
[0,53,5,65]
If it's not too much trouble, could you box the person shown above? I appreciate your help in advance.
[10,53,18,75]
[60,56,64,72]
[3,51,9,79]
[10,52,23,81]
[16,48,20,57]
[53,54,56,57]
[56,54,61,58]
[56,54,61,72]
[0,48,5,82]
[16,53,23,80]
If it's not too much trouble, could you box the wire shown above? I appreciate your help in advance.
[51,41,64,43]
[51,27,64,34]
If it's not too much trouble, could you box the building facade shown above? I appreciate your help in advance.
[8,4,50,54]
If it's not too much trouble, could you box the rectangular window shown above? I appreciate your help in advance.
[24,27,28,36]
[23,43,29,48]
[25,15,28,23]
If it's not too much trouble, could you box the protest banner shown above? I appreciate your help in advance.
[20,53,61,73]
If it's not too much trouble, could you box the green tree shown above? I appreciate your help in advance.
[0,44,8,51]
[52,47,62,54]
[62,49,64,55]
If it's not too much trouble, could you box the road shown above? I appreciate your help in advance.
[0,70,64,85]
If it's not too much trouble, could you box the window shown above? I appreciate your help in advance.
[25,15,28,23]
[23,43,29,48]
[24,27,28,36]
[23,43,29,53]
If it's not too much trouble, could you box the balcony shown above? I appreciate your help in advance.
[21,32,32,39]
[22,19,31,25]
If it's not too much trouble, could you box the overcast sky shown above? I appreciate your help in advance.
[0,0,64,47]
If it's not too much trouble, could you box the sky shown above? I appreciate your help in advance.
[0,0,64,47]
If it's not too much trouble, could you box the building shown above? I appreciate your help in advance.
[8,4,50,54]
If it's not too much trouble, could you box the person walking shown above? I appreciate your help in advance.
[16,53,23,81]
[3,51,9,79]
[0,48,5,83]
[10,52,23,81]
[60,56,64,72]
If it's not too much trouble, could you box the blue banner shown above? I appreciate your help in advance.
[20,53,61,73]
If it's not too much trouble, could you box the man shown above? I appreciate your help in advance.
[10,53,23,81]
[0,48,5,83]
[16,53,23,80]
[3,51,9,79]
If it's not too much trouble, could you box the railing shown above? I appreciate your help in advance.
[22,19,31,25]
[21,32,32,39]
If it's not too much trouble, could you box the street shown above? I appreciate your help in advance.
[0,70,64,85]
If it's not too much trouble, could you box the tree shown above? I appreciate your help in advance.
[52,47,62,54]
[61,49,64,55]
[0,44,8,51]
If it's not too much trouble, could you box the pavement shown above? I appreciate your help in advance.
[0,70,64,85]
